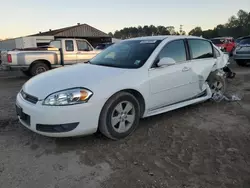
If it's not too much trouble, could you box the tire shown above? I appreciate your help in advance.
[21,70,31,77]
[30,62,49,76]
[99,92,141,140]
[236,60,247,67]
[207,72,227,102]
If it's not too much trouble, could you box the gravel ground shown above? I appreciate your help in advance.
[0,64,250,188]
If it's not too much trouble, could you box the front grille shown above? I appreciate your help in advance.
[36,123,79,133]
[21,90,38,104]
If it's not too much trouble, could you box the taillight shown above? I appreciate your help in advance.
[7,54,12,63]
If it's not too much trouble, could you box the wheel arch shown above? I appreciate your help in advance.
[101,89,146,119]
[30,59,51,69]
[120,89,146,117]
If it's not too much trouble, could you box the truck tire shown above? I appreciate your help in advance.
[21,70,31,77]
[30,62,49,76]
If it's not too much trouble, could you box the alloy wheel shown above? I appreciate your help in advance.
[111,101,135,133]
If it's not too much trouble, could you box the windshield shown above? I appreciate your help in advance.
[211,39,224,45]
[49,40,61,49]
[90,40,161,68]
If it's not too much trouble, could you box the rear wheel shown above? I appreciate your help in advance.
[30,62,49,76]
[208,73,226,101]
[99,92,140,140]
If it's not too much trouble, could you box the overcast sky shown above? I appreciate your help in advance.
[0,0,250,38]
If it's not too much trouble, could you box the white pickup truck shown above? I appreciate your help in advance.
[1,38,101,76]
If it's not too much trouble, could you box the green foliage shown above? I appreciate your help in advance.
[107,32,113,37]
[189,27,203,37]
[110,10,250,40]
[189,9,250,39]
[111,25,178,39]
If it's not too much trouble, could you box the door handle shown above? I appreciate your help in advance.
[182,67,190,72]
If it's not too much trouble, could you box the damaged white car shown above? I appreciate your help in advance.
[16,36,231,140]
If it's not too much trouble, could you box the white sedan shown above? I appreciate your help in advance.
[16,36,229,140]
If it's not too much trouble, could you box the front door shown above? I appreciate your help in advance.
[63,40,77,65]
[148,39,199,110]
[148,61,199,110]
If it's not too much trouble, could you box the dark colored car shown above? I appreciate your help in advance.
[233,36,250,66]
[211,37,235,54]
[235,37,244,46]
[95,43,114,50]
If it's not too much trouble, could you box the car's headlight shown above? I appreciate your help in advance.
[43,88,93,106]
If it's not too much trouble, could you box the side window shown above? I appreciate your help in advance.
[77,41,92,51]
[49,41,61,49]
[65,40,74,51]
[158,40,187,63]
[188,39,213,59]
[214,48,220,58]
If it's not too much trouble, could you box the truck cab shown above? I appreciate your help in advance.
[1,38,101,76]
[50,39,101,64]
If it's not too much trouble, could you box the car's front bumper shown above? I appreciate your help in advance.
[16,92,103,137]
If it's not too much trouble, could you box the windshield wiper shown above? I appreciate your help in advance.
[93,63,119,68]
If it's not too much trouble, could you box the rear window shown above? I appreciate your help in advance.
[49,40,61,49]
[239,38,250,45]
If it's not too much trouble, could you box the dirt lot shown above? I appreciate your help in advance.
[0,64,250,188]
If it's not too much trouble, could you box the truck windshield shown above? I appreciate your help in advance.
[89,40,161,69]
[49,40,61,49]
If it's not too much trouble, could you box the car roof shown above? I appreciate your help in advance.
[241,36,250,39]
[211,37,233,40]
[125,35,203,41]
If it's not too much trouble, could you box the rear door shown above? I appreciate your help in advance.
[76,40,97,63]
[186,39,216,92]
[63,40,77,64]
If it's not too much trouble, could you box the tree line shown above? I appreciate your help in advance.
[109,9,250,39]
[108,26,185,39]
[189,10,250,39]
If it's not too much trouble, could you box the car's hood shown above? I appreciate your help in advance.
[22,64,126,100]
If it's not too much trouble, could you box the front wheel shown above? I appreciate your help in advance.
[99,92,140,140]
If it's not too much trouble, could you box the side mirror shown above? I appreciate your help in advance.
[157,57,176,67]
